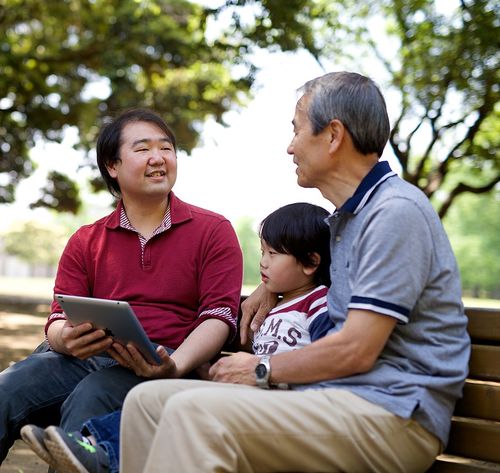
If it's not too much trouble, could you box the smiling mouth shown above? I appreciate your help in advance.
[146,171,166,177]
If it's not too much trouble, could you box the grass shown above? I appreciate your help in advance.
[0,277,499,308]
[0,276,54,299]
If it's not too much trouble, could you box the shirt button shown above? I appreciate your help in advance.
[336,236,341,242]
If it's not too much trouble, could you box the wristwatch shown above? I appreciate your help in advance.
[255,355,271,389]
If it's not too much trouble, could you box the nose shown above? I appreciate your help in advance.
[148,148,164,164]
[286,139,294,155]
[260,255,268,269]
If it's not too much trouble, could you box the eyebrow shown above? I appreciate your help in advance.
[131,137,172,146]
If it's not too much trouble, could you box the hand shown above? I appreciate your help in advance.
[209,352,259,385]
[240,284,278,345]
[60,321,113,359]
[107,343,177,379]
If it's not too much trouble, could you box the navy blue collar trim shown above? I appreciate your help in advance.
[340,161,396,214]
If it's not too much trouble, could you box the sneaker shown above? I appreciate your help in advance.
[43,425,110,473]
[20,424,56,467]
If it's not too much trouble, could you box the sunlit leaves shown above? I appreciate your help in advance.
[30,171,82,214]
[1,0,326,211]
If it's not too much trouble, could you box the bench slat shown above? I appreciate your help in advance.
[429,455,500,472]
[469,345,500,382]
[445,417,500,464]
[454,380,500,422]
[465,308,500,343]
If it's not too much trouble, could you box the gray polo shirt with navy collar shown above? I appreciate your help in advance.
[298,160,470,446]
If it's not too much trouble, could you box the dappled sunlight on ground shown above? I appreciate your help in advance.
[0,310,48,472]
[0,311,45,371]
[0,440,47,473]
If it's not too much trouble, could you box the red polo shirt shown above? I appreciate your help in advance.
[47,193,243,349]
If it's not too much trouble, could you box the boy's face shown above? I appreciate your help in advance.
[260,239,317,302]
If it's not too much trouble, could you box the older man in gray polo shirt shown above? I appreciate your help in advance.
[117,71,470,473]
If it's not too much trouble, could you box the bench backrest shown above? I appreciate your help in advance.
[432,307,500,470]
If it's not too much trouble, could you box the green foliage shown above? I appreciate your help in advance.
[2,220,67,267]
[444,190,500,298]
[1,0,498,220]
[0,1,239,209]
[314,0,500,218]
[386,0,499,216]
[30,170,82,213]
[0,0,333,213]
[235,216,261,286]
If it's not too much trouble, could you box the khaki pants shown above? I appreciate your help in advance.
[120,379,440,473]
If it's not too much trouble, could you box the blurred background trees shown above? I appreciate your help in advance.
[1,220,66,276]
[308,0,499,217]
[1,0,498,296]
[445,189,500,299]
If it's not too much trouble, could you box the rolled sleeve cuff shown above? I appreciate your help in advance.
[44,312,67,336]
[349,296,409,324]
[198,307,237,340]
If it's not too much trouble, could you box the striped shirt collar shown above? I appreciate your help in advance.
[340,161,396,215]
[119,202,172,240]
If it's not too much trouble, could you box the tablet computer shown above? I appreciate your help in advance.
[54,294,162,365]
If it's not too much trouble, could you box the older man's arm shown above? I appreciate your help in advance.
[211,309,397,385]
[239,284,279,345]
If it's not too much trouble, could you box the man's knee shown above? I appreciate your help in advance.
[163,387,231,422]
[122,382,148,415]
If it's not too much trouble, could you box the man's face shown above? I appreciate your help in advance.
[287,95,331,189]
[107,121,177,202]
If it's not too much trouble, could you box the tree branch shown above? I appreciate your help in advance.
[439,176,500,219]
[437,94,493,181]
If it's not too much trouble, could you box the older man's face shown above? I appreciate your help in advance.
[286,95,332,190]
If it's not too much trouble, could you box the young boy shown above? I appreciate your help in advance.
[21,202,333,473]
[253,202,333,356]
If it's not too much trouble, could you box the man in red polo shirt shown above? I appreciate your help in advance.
[0,108,243,466]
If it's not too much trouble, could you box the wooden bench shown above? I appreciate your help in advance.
[428,306,500,472]
[229,303,500,472]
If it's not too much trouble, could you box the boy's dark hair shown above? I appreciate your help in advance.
[260,202,331,286]
[96,108,177,198]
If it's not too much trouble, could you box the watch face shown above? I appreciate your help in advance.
[255,363,267,379]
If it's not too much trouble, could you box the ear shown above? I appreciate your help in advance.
[106,161,119,178]
[327,119,346,154]
[302,252,321,276]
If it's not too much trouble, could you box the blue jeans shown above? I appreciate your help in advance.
[0,342,147,464]
[83,410,122,473]
[80,347,182,473]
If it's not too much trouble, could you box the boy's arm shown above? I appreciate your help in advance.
[170,318,230,376]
